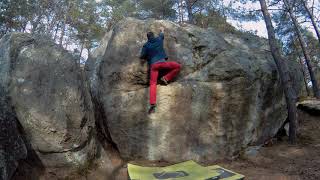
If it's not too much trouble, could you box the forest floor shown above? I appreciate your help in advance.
[216,109,320,180]
[87,108,320,180]
[13,109,320,180]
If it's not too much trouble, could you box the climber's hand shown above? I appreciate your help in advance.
[140,58,146,65]
[159,27,164,33]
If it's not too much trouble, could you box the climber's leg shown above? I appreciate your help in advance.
[149,64,160,105]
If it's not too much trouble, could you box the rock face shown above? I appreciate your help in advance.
[0,33,96,169]
[297,100,320,115]
[88,18,302,163]
[0,85,27,180]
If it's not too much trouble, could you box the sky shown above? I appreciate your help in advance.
[225,0,268,37]
[228,20,268,37]
[226,0,320,38]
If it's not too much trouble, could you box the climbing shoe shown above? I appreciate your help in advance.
[160,77,169,85]
[148,104,156,114]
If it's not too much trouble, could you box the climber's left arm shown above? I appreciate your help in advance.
[140,45,147,60]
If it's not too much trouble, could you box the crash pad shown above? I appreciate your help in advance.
[206,165,244,180]
[128,160,245,180]
[128,160,220,180]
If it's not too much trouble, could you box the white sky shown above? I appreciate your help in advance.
[226,0,320,38]
[228,20,268,37]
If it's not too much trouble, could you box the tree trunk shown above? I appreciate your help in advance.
[178,0,182,23]
[186,0,194,24]
[180,0,184,22]
[79,42,84,66]
[31,15,41,34]
[59,17,66,46]
[22,22,27,32]
[284,0,320,99]
[47,14,57,34]
[301,0,320,45]
[298,55,310,96]
[59,1,71,46]
[4,26,8,35]
[53,22,60,42]
[259,0,298,144]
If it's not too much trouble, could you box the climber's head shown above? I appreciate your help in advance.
[147,32,155,40]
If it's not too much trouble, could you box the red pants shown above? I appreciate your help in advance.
[149,61,181,105]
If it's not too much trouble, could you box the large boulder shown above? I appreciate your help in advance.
[0,33,96,168]
[88,18,302,163]
[0,85,27,180]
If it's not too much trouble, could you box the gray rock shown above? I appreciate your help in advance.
[0,33,96,168]
[243,146,262,158]
[297,100,320,115]
[85,30,114,97]
[284,123,290,136]
[88,18,303,163]
[0,86,27,180]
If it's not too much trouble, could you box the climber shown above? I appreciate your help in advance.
[140,27,181,114]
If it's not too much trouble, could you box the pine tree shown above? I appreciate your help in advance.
[259,0,298,143]
[283,0,320,98]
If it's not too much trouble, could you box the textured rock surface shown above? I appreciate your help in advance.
[297,100,320,115]
[0,86,27,180]
[0,33,96,168]
[88,18,303,163]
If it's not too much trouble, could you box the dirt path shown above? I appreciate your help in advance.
[217,110,320,180]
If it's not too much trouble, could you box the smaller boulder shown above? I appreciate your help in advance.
[0,86,27,180]
[0,33,96,169]
[297,100,320,115]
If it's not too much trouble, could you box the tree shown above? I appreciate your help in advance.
[301,0,320,45]
[283,0,320,99]
[185,0,199,24]
[259,0,298,143]
[298,54,311,96]
[139,0,177,20]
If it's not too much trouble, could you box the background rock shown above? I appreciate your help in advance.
[0,85,27,180]
[88,18,303,163]
[0,33,96,169]
[297,99,320,115]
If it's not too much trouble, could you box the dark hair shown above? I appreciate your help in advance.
[147,32,154,40]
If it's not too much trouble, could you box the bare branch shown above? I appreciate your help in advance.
[190,0,199,7]
[268,0,282,7]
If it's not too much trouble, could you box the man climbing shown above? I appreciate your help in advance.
[140,27,181,114]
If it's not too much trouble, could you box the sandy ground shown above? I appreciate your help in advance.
[216,109,320,180]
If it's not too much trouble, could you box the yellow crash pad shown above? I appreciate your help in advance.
[128,160,220,180]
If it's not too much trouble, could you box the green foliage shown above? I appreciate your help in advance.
[7,0,317,66]
[194,10,236,33]
[138,0,177,20]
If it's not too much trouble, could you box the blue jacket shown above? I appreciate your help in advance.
[140,32,168,65]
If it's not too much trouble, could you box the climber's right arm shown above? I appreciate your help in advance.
[159,27,164,40]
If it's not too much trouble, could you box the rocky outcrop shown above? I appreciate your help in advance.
[88,18,303,163]
[0,17,304,179]
[297,100,320,115]
[0,86,27,180]
[0,33,96,170]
